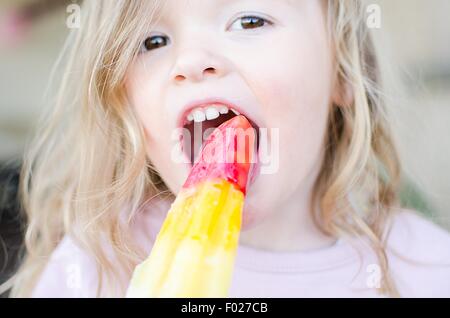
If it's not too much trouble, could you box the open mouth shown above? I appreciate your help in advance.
[180,104,260,165]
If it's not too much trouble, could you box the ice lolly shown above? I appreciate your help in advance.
[126,115,256,297]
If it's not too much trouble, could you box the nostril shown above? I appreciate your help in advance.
[204,67,215,75]
[175,74,186,81]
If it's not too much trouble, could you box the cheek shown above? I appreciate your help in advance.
[125,66,182,188]
[242,21,333,128]
[125,63,169,147]
[125,55,173,127]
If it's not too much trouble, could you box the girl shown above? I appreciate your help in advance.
[6,0,450,297]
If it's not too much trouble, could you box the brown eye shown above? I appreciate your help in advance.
[230,15,272,31]
[141,35,169,52]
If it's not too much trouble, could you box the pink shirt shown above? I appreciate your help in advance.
[31,206,450,298]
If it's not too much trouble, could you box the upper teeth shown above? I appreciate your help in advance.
[186,104,240,123]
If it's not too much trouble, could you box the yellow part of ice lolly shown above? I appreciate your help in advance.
[126,179,243,297]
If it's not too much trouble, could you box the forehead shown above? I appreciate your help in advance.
[154,0,297,21]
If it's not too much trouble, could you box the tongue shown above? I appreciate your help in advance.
[183,115,256,194]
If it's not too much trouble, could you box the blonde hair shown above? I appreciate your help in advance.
[6,0,402,297]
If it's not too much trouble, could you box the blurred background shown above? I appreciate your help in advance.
[0,0,449,295]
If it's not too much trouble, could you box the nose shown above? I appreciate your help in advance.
[170,49,227,84]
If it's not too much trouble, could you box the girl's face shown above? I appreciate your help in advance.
[125,0,336,229]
